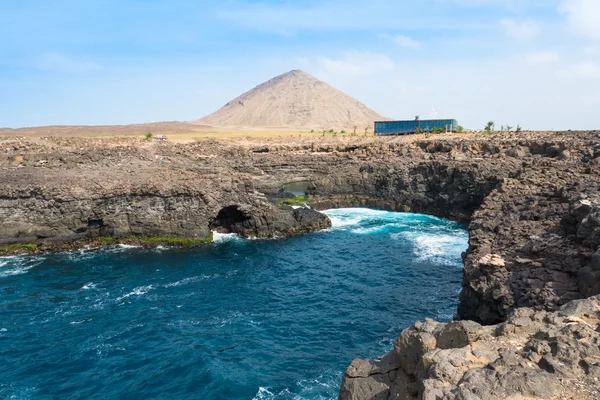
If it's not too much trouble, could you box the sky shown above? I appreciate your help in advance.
[1,0,599,130]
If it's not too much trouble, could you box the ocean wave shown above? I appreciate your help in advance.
[0,255,19,265]
[0,266,34,278]
[349,221,410,235]
[253,372,338,400]
[212,231,242,243]
[81,282,97,290]
[116,285,154,302]
[394,230,467,265]
[0,256,45,278]
[164,275,212,288]
[323,208,438,235]
[253,387,275,400]
[323,208,385,229]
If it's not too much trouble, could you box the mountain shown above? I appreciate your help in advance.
[196,70,390,129]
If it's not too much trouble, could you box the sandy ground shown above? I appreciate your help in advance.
[2,117,595,147]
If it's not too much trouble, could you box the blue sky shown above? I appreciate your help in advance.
[1,0,599,129]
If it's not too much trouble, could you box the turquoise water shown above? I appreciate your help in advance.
[0,209,467,400]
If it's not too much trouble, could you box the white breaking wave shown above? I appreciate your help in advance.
[323,208,387,229]
[0,256,44,278]
[164,275,212,288]
[81,282,97,290]
[0,256,18,266]
[116,285,154,302]
[0,266,34,278]
[323,208,468,265]
[253,387,275,400]
[395,231,468,265]
[349,222,408,235]
[323,208,433,235]
[118,244,140,249]
[253,372,338,400]
[212,231,242,243]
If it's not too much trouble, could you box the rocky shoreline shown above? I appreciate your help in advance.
[340,295,600,400]
[2,131,600,399]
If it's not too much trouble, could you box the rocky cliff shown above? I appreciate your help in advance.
[340,295,600,400]
[0,139,331,249]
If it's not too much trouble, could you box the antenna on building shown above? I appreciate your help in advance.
[429,106,439,119]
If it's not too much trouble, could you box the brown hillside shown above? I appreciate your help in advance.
[196,70,391,130]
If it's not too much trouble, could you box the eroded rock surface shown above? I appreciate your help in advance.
[340,296,600,400]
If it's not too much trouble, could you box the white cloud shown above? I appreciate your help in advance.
[499,18,541,39]
[559,62,600,79]
[391,35,422,49]
[38,53,100,74]
[320,52,395,77]
[560,0,600,40]
[525,51,560,65]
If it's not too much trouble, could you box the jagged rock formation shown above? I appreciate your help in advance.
[196,70,390,129]
[339,295,600,400]
[0,140,331,247]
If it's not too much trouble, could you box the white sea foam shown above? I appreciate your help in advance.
[254,372,338,399]
[350,224,392,235]
[212,231,242,243]
[0,328,7,332]
[0,257,16,268]
[327,214,362,228]
[118,244,140,249]
[0,266,33,278]
[164,275,210,288]
[81,282,97,290]
[323,208,414,232]
[395,230,468,265]
[116,285,154,302]
[252,387,275,400]
[0,256,44,278]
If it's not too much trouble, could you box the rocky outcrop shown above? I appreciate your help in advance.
[459,168,599,324]
[340,295,600,400]
[0,185,330,246]
[0,141,331,247]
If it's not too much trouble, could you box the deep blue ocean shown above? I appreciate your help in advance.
[0,208,467,400]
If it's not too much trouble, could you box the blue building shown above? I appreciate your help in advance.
[375,119,458,135]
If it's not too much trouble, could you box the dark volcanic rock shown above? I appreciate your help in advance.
[210,204,330,237]
[340,296,600,400]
